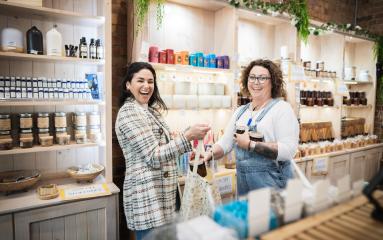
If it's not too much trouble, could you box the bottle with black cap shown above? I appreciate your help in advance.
[79,37,88,58]
[26,26,43,55]
[96,39,104,59]
[89,38,96,59]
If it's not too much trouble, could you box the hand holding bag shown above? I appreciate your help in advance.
[180,140,222,221]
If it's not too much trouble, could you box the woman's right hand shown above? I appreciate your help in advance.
[184,123,210,141]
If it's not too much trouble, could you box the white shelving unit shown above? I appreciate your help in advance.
[0,1,114,229]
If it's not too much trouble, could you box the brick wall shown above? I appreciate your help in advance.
[307,0,355,26]
[358,0,383,35]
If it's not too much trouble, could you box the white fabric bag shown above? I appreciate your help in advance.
[180,140,221,220]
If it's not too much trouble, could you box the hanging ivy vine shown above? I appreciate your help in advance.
[229,0,310,43]
[135,0,165,34]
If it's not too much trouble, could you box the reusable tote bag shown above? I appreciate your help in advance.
[180,140,221,220]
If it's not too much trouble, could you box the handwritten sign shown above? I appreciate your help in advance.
[59,183,111,201]
[312,157,329,175]
[215,175,234,195]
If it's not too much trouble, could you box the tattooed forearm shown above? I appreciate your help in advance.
[252,142,278,160]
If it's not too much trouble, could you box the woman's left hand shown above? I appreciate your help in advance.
[234,131,250,150]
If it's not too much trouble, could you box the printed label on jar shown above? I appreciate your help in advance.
[20,118,33,128]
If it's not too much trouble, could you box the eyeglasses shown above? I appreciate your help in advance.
[248,75,271,83]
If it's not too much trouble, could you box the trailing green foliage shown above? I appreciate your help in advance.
[229,0,310,43]
[135,0,165,34]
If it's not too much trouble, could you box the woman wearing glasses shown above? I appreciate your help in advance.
[204,59,299,195]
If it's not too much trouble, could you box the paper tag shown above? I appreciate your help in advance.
[312,157,329,175]
[248,188,271,237]
[59,183,111,200]
[215,175,233,195]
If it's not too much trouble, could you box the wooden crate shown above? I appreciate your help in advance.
[261,192,383,240]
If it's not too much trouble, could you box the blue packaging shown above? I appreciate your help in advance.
[189,54,197,66]
[213,200,278,239]
[209,54,216,68]
[203,54,210,67]
[196,52,204,67]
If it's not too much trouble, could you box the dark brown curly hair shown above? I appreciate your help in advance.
[241,59,286,99]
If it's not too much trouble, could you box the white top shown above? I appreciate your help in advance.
[217,100,299,161]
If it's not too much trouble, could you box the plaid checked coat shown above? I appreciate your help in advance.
[115,99,192,230]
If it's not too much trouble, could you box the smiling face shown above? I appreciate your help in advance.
[126,69,155,105]
[247,65,272,100]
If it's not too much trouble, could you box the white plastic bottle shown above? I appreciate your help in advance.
[46,25,62,56]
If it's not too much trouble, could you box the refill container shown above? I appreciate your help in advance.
[166,49,174,64]
[203,54,210,67]
[148,46,159,63]
[1,27,23,53]
[196,52,204,67]
[174,52,182,64]
[46,25,62,56]
[180,51,189,65]
[26,26,43,55]
[208,54,216,68]
[159,50,167,63]
[189,54,197,67]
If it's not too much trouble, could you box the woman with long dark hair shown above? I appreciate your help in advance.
[115,62,210,239]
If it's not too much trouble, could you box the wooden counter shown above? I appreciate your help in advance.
[261,192,383,240]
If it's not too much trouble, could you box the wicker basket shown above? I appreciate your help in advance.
[0,170,41,193]
[37,184,59,200]
[67,163,104,183]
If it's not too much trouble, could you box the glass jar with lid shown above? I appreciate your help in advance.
[75,126,87,136]
[37,113,50,129]
[38,128,50,138]
[55,127,67,137]
[54,112,67,128]
[20,128,33,139]
[73,112,87,127]
[87,112,100,126]
[87,125,101,143]
[0,114,11,131]
[0,130,11,139]
[20,113,33,129]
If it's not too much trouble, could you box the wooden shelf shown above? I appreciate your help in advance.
[151,62,232,75]
[0,1,104,26]
[342,104,372,109]
[0,142,104,156]
[0,100,105,106]
[300,105,339,109]
[343,80,373,85]
[0,52,104,65]
[0,176,119,215]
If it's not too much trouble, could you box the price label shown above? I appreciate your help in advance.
[215,175,233,195]
[59,183,111,200]
[312,157,329,175]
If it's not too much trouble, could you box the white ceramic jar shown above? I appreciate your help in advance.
[1,27,23,53]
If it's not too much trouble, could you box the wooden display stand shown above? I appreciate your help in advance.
[134,0,383,186]
[261,192,383,240]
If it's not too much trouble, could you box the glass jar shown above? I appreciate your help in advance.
[0,114,11,131]
[87,112,100,126]
[73,112,87,127]
[87,125,101,143]
[20,128,33,139]
[55,127,67,137]
[74,126,87,136]
[37,113,49,129]
[20,113,33,129]
[38,128,50,139]
[54,112,67,128]
[0,130,11,139]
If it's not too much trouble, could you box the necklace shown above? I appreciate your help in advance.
[246,99,271,126]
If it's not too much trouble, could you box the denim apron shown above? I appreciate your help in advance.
[235,99,293,196]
